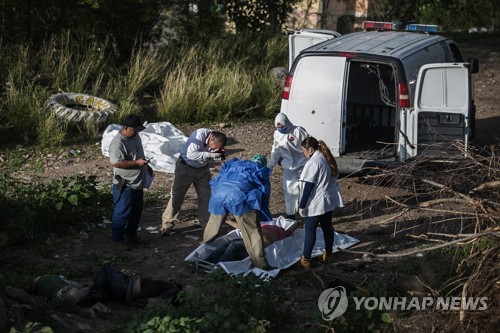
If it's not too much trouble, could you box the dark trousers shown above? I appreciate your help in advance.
[90,265,132,303]
[303,210,334,259]
[205,239,248,264]
[111,185,144,242]
[89,265,182,304]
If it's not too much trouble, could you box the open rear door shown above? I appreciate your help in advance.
[406,63,471,158]
[288,29,340,70]
[282,56,347,157]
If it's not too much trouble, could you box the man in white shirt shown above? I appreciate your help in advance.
[161,128,227,235]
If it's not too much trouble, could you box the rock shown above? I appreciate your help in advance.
[5,287,35,305]
[269,67,288,86]
[91,302,110,316]
[51,312,92,332]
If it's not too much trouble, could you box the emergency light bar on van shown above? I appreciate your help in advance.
[362,21,394,30]
[406,24,438,33]
[363,21,439,33]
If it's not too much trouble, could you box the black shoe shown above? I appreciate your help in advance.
[285,214,296,220]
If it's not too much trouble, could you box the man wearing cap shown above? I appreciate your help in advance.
[109,114,150,250]
[161,128,227,235]
[202,155,273,269]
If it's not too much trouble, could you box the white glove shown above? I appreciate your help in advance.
[299,208,306,217]
[208,152,222,159]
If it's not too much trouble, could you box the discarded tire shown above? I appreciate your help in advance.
[44,93,117,126]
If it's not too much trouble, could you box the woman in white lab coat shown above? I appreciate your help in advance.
[297,136,343,268]
[268,113,309,219]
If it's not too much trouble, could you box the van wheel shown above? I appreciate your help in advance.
[44,92,117,126]
[269,67,288,86]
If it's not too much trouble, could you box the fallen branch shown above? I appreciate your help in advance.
[340,232,500,258]
[421,178,477,205]
[471,180,500,192]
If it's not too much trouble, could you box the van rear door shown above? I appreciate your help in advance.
[288,30,340,69]
[281,56,348,157]
[405,63,471,158]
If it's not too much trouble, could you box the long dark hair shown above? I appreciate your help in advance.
[301,136,339,177]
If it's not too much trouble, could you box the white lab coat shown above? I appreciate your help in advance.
[299,151,343,217]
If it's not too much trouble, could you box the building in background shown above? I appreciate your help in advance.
[289,0,386,34]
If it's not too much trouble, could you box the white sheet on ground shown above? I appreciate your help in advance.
[101,122,187,173]
[185,216,359,279]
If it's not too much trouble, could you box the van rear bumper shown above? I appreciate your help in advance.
[337,157,401,175]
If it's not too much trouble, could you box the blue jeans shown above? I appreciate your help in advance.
[205,239,248,263]
[111,184,144,242]
[303,210,334,259]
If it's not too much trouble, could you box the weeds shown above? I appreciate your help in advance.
[0,173,109,246]
[1,32,287,145]
[125,270,287,332]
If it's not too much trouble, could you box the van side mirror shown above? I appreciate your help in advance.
[468,58,479,74]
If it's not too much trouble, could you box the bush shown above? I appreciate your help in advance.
[0,173,107,246]
[125,271,288,332]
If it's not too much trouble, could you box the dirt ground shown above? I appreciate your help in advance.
[1,36,499,332]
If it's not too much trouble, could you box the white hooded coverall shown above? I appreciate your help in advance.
[268,113,309,216]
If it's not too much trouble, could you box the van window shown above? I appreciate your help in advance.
[420,67,466,107]
[291,56,345,104]
[403,44,447,101]
[448,43,464,62]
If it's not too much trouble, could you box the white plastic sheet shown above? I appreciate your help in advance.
[185,216,359,279]
[101,122,187,173]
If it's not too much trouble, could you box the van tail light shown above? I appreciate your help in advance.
[282,75,293,100]
[339,52,356,58]
[398,83,410,107]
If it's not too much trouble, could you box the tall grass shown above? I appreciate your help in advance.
[106,46,172,122]
[157,34,287,122]
[0,32,288,146]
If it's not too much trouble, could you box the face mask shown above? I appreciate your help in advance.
[277,127,287,134]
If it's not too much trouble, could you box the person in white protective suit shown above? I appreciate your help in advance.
[267,113,309,219]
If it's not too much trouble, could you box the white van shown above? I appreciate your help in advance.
[281,22,479,173]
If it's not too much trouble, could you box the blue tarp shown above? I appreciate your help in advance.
[208,158,272,222]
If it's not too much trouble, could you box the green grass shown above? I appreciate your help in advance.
[0,32,287,147]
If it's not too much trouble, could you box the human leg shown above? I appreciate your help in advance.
[138,278,182,300]
[89,265,133,304]
[193,166,211,227]
[303,215,320,259]
[235,211,268,269]
[203,239,232,263]
[125,189,144,240]
[161,160,193,232]
[202,214,227,243]
[111,185,133,242]
[283,168,301,216]
[319,211,334,255]
[219,240,248,262]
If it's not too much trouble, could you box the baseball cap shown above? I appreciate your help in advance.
[123,114,146,132]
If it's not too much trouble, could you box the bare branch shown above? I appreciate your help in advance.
[340,232,500,259]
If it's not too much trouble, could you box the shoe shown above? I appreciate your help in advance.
[285,214,296,220]
[160,227,174,236]
[295,256,311,269]
[111,241,131,251]
[320,250,334,264]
